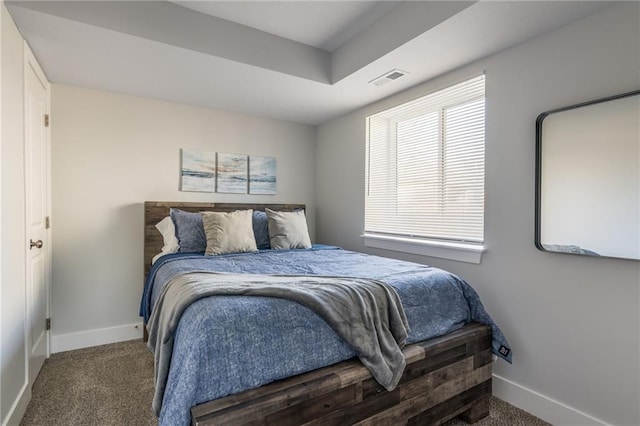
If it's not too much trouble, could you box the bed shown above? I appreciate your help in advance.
[141,201,511,426]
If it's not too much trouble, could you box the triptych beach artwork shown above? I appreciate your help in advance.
[180,149,277,195]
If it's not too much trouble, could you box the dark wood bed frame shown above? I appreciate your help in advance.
[143,201,492,426]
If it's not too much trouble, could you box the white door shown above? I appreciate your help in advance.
[25,45,50,385]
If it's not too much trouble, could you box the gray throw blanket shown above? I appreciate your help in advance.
[147,272,409,414]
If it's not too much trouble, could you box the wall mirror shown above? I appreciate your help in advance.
[535,90,640,260]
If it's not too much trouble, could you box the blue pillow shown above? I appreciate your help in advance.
[170,208,207,253]
[252,210,271,250]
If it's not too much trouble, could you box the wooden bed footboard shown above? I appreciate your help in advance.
[191,323,492,426]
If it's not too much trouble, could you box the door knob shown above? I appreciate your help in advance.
[30,239,43,249]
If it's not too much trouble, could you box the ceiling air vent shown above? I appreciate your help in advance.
[369,69,408,86]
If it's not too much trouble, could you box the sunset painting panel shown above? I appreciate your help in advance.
[216,153,248,193]
[180,149,216,192]
[249,156,277,195]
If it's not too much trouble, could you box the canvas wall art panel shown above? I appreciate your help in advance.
[249,156,277,195]
[180,149,216,192]
[216,153,248,193]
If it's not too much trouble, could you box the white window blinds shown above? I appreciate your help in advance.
[365,75,485,243]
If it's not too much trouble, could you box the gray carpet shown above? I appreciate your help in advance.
[21,340,549,425]
[21,340,155,426]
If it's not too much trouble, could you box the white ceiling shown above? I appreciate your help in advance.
[170,1,400,52]
[7,1,613,126]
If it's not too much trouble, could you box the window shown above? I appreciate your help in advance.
[364,75,486,263]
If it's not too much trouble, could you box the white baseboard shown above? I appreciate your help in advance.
[2,382,30,426]
[492,373,610,426]
[51,322,143,353]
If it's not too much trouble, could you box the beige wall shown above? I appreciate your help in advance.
[51,85,316,347]
[1,4,29,424]
[316,4,640,426]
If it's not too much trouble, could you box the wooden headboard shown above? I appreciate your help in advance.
[144,201,305,278]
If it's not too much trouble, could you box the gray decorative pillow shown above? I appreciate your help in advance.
[265,208,312,250]
[252,210,271,250]
[170,208,206,253]
[201,210,258,255]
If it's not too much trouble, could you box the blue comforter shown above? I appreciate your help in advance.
[141,245,511,426]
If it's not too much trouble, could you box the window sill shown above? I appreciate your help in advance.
[362,234,485,264]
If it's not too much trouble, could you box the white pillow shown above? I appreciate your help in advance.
[152,216,180,264]
[201,210,258,255]
[266,209,312,250]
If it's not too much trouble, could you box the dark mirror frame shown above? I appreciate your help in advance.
[535,89,640,260]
